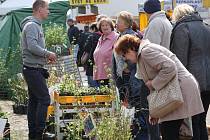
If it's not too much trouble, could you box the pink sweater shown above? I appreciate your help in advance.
[93,31,119,80]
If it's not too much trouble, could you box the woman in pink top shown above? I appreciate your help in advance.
[93,17,119,86]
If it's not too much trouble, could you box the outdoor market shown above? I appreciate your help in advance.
[0,0,210,140]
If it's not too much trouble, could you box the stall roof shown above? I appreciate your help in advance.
[0,0,68,15]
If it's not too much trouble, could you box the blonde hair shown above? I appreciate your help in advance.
[117,11,133,28]
[172,4,195,22]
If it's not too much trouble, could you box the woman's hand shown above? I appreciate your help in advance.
[149,116,159,125]
[146,80,154,91]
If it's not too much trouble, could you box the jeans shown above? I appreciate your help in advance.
[23,67,50,139]
[133,110,160,140]
[87,76,99,87]
[192,92,210,140]
[161,119,184,140]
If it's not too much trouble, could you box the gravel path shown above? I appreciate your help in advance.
[0,100,28,140]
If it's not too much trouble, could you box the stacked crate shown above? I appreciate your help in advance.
[53,92,116,140]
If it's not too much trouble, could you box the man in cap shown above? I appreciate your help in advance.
[143,0,172,49]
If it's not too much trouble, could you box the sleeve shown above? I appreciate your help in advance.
[142,47,177,90]
[112,53,124,88]
[74,27,80,43]
[67,28,73,44]
[83,35,92,53]
[25,24,50,57]
[143,20,162,45]
[170,24,190,67]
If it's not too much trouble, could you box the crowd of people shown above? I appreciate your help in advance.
[20,0,210,139]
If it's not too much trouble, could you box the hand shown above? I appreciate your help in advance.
[149,115,159,125]
[123,68,130,73]
[122,99,129,108]
[146,80,154,91]
[48,52,56,63]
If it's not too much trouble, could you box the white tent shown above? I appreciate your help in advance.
[0,0,67,15]
[0,0,35,15]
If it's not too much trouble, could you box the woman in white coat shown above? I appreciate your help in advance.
[114,34,204,140]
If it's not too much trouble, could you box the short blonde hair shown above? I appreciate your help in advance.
[172,4,195,22]
[97,17,115,33]
[117,11,133,28]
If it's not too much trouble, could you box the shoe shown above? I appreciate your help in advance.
[42,132,56,140]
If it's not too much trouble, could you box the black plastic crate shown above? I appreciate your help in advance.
[0,91,9,100]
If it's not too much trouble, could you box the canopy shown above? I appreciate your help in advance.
[0,0,69,15]
[0,1,71,76]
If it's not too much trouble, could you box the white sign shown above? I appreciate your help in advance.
[0,118,7,138]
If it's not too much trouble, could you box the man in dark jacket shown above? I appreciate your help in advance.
[170,4,210,140]
[67,18,80,45]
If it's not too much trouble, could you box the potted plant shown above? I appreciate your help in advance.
[64,111,132,140]
[44,23,68,56]
[0,49,10,99]
[9,73,28,114]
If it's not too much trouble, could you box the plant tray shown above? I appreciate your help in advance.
[54,92,115,104]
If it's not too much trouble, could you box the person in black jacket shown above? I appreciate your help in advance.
[67,18,80,45]
[83,22,101,87]
[170,4,210,140]
[77,26,91,66]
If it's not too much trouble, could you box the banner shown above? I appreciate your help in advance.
[69,0,109,5]
[176,0,202,9]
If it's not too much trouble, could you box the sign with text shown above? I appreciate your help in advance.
[176,0,202,9]
[69,0,109,5]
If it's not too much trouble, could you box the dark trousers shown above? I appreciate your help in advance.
[161,119,184,140]
[147,123,160,140]
[192,92,210,140]
[23,67,50,139]
[133,110,160,140]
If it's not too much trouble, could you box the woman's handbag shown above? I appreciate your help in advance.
[81,36,94,65]
[179,117,193,140]
[142,57,184,118]
[81,52,89,65]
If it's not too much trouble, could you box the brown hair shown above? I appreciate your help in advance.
[33,0,47,11]
[115,34,140,55]
[97,17,115,33]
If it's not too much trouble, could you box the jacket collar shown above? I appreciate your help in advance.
[138,39,151,56]
[173,12,202,29]
[149,11,166,23]
[100,31,116,41]
[120,28,136,36]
